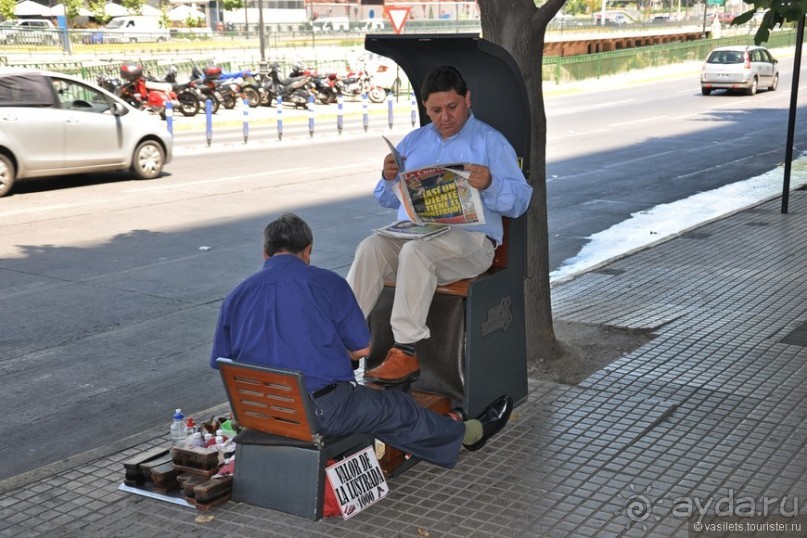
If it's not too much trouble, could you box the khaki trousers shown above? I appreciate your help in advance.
[347,229,494,343]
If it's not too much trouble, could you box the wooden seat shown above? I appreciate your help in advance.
[216,358,372,520]
[385,219,511,297]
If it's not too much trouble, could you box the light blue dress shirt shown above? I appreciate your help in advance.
[373,112,533,244]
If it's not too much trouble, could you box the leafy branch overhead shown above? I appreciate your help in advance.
[734,0,807,45]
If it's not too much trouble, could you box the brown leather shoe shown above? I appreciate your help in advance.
[364,348,420,384]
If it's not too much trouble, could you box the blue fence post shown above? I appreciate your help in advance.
[205,99,213,147]
[308,94,315,138]
[242,97,249,144]
[337,94,344,135]
[164,100,173,135]
[410,91,417,128]
[362,93,369,133]
[387,92,393,130]
[276,96,283,141]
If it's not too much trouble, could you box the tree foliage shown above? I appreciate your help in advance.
[477,0,568,365]
[88,0,109,24]
[222,0,245,11]
[121,0,144,16]
[0,0,15,22]
[63,0,83,24]
[734,0,806,44]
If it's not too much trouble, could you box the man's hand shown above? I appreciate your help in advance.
[464,164,492,190]
[348,346,370,361]
[383,153,401,181]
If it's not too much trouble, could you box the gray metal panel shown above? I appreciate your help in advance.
[232,432,373,520]
[233,442,325,520]
[464,271,528,417]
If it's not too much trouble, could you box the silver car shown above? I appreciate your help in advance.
[700,45,779,96]
[0,69,173,197]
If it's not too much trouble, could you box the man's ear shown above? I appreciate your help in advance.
[263,249,270,260]
[302,244,313,264]
[465,89,472,109]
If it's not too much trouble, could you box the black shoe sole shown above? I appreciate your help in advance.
[463,397,513,452]
[363,370,420,385]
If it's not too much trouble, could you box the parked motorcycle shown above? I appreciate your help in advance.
[162,66,202,117]
[260,63,311,108]
[337,66,386,104]
[289,64,339,105]
[185,65,225,114]
[218,70,262,108]
[102,64,178,119]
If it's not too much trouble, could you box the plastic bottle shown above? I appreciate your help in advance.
[190,431,206,447]
[170,409,185,446]
[185,417,196,437]
[204,433,215,447]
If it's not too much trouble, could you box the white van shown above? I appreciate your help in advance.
[311,17,350,33]
[103,16,170,43]
[356,18,386,32]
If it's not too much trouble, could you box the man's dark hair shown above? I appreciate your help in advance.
[421,65,468,101]
[264,213,313,256]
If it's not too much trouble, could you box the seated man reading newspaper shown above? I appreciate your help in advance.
[347,65,533,385]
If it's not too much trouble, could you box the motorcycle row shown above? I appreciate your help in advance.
[96,62,390,119]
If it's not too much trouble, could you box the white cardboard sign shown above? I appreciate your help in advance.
[325,445,389,519]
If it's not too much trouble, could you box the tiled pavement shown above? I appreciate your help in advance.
[1,191,805,537]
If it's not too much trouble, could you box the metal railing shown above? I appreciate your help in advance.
[7,27,799,91]
[542,29,798,84]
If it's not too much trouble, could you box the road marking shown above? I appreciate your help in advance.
[610,115,668,127]
[548,99,637,116]
[123,167,313,192]
[549,128,610,141]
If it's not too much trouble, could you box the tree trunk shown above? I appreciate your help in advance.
[478,0,567,364]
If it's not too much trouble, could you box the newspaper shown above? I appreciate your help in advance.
[374,220,450,240]
[382,136,486,227]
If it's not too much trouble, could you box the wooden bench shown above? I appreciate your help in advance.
[216,358,372,520]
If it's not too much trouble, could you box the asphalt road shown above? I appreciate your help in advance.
[1,55,805,482]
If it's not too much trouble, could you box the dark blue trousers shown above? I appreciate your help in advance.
[312,382,465,468]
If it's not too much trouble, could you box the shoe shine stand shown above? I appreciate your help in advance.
[364,35,531,475]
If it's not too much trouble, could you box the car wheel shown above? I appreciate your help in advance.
[746,77,758,96]
[0,153,16,197]
[701,87,711,96]
[769,73,779,91]
[131,140,165,180]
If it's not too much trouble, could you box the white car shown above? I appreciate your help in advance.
[0,69,173,197]
[0,19,59,45]
[700,45,779,96]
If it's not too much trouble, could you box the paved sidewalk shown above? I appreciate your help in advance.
[1,190,805,537]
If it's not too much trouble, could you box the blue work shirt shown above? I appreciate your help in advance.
[209,254,370,393]
[374,112,533,244]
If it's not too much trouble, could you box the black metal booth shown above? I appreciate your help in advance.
[364,35,531,418]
